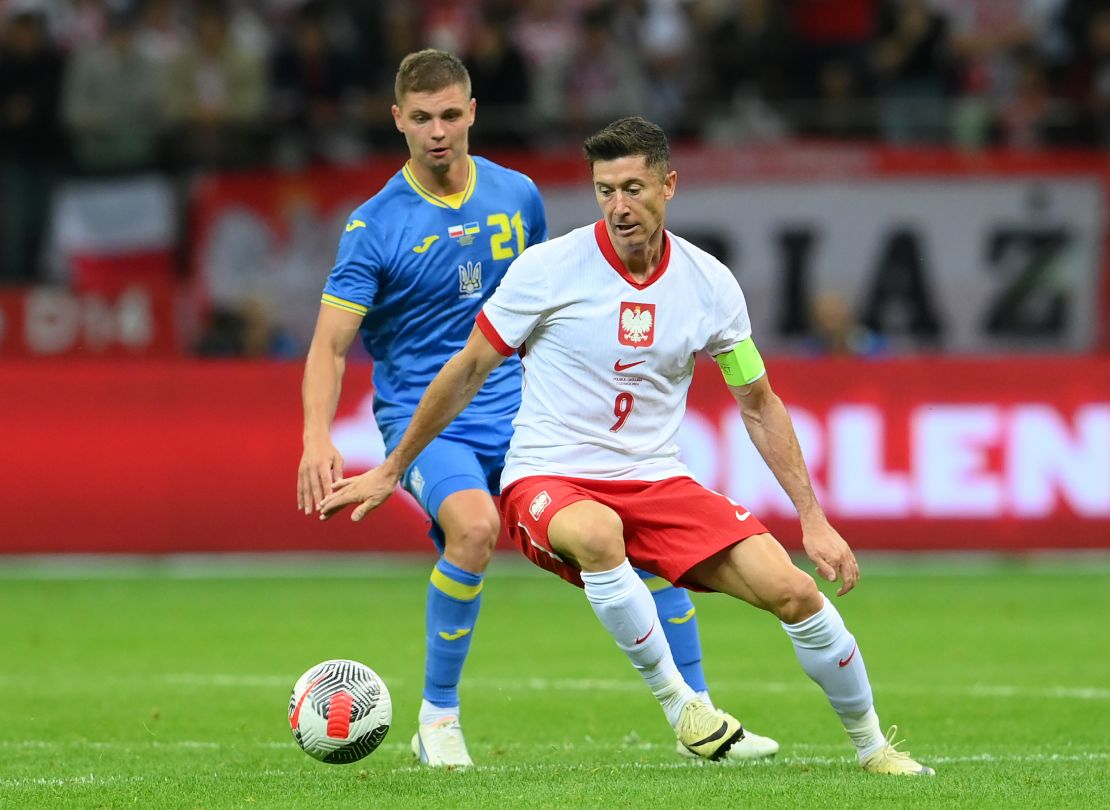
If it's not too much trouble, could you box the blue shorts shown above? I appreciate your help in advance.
[398,435,505,552]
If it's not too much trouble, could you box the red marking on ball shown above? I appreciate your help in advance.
[326,691,354,738]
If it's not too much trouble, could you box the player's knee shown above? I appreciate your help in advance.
[569,521,625,572]
[771,571,822,624]
[446,513,500,565]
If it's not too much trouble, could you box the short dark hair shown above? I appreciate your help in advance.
[395,49,471,104]
[583,117,670,175]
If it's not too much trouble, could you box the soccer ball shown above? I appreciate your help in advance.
[288,659,391,764]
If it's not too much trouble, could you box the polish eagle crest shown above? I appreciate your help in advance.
[621,304,653,344]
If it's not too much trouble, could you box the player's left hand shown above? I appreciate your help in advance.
[317,467,399,522]
[801,522,860,596]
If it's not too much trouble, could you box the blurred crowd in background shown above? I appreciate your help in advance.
[4,0,1109,172]
[1,0,1109,355]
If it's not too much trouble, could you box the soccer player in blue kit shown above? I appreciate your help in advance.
[297,49,777,767]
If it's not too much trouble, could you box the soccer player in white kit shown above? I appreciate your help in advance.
[319,117,934,774]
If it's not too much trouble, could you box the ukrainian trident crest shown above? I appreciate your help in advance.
[458,261,482,298]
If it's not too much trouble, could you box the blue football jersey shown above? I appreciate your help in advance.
[322,155,547,453]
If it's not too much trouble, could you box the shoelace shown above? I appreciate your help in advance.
[678,701,712,731]
[880,725,914,761]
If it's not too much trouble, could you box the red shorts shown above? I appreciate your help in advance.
[499,475,769,591]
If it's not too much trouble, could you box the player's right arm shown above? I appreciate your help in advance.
[298,304,363,515]
[317,325,508,522]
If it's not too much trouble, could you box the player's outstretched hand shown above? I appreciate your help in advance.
[317,467,399,522]
[802,522,860,596]
[298,440,344,516]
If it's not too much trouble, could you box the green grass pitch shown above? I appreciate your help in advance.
[1,554,1108,809]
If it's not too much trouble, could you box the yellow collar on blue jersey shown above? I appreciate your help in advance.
[402,157,476,209]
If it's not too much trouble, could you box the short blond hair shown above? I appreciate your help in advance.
[395,49,471,104]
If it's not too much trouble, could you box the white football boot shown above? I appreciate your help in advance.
[411,716,474,768]
[860,726,935,776]
[674,699,745,761]
[676,726,779,761]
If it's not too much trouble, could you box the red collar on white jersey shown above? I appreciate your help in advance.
[593,220,671,290]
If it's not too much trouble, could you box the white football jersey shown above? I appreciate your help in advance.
[479,221,753,486]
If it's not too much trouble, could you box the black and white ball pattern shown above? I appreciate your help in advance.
[288,659,391,764]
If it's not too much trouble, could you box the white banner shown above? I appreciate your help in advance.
[540,178,1105,353]
[50,175,176,254]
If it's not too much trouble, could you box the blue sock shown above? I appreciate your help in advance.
[424,557,483,708]
[640,570,708,694]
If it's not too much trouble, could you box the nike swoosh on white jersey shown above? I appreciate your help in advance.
[735,511,751,521]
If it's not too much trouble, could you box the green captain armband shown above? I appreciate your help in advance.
[715,338,766,386]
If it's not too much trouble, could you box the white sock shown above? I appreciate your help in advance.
[696,690,714,709]
[582,559,695,727]
[781,595,883,755]
[843,706,886,759]
[418,699,459,726]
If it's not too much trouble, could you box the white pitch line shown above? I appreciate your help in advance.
[2,551,1109,580]
[2,738,1106,765]
[0,774,149,788]
[3,750,1108,788]
[165,673,292,688]
[384,751,1110,775]
[0,739,408,753]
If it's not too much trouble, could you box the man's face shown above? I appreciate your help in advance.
[592,156,676,251]
[392,84,476,176]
